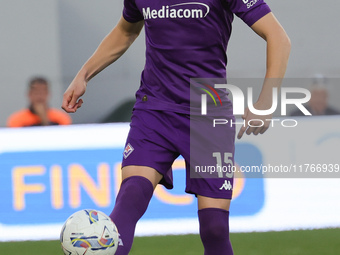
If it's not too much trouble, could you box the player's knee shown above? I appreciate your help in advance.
[201,219,229,240]
[115,176,154,215]
[198,208,230,241]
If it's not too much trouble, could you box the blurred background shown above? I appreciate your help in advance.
[0,0,339,126]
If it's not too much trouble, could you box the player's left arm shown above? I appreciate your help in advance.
[238,12,291,139]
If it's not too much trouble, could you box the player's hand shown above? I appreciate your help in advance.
[32,102,47,116]
[237,101,272,139]
[62,78,86,113]
[32,102,49,125]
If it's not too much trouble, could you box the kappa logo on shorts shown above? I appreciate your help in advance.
[123,143,134,159]
[219,180,232,191]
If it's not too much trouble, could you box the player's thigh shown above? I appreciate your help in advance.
[197,195,231,211]
[122,165,163,189]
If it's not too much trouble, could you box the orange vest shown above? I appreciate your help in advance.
[7,108,72,127]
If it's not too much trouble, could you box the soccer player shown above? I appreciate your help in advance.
[62,0,290,254]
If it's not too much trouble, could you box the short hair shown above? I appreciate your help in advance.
[28,76,49,90]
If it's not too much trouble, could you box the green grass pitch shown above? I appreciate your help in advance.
[1,228,339,255]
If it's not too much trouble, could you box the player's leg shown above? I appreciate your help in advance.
[121,165,163,189]
[197,195,233,255]
[184,111,235,255]
[197,195,231,211]
[109,109,179,255]
[109,165,162,255]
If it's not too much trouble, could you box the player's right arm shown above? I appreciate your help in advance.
[62,16,144,113]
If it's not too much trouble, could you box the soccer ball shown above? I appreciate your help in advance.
[60,209,119,255]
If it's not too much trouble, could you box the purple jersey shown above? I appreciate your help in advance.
[123,0,271,114]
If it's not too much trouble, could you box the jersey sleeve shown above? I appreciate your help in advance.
[225,0,271,27]
[123,0,144,23]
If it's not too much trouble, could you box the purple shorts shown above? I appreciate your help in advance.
[122,109,235,199]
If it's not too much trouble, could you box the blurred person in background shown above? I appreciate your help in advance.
[7,76,72,127]
[290,75,340,116]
